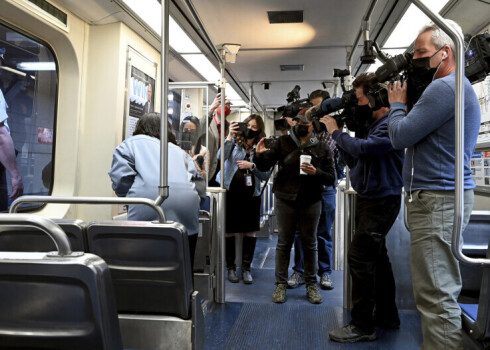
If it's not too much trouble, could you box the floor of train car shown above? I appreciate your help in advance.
[203,235,423,350]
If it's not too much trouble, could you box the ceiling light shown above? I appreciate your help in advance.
[181,54,220,82]
[383,0,450,49]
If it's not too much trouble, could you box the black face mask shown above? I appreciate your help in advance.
[294,124,310,137]
[407,48,443,108]
[244,128,260,140]
[345,104,373,134]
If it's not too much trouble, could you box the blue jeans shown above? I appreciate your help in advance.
[292,186,335,276]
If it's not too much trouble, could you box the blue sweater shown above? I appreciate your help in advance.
[388,72,481,191]
[332,113,404,199]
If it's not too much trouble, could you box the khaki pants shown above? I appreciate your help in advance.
[407,190,473,350]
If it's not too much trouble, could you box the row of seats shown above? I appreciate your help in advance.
[0,216,205,349]
[459,211,490,349]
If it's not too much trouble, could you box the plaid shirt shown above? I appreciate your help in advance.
[317,130,344,183]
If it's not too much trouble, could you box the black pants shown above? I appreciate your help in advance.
[275,198,321,285]
[349,194,401,332]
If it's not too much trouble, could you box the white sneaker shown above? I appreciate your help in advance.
[320,274,334,290]
[287,272,305,289]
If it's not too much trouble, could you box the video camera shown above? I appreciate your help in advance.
[308,89,360,133]
[277,85,312,118]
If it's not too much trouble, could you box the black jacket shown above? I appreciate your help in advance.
[254,131,335,204]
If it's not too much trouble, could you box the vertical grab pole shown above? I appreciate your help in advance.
[249,83,254,115]
[214,50,227,304]
[156,0,170,207]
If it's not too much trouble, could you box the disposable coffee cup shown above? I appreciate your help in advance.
[299,155,312,175]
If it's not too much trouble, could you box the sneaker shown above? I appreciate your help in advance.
[320,274,334,290]
[227,268,239,283]
[287,272,305,289]
[306,284,323,304]
[272,284,287,303]
[329,324,376,343]
[242,270,253,284]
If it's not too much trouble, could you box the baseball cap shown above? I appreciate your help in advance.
[216,104,231,117]
[293,108,311,123]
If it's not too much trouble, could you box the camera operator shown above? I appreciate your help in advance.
[322,73,404,343]
[254,110,335,305]
[387,20,481,350]
[288,90,342,291]
[202,92,231,186]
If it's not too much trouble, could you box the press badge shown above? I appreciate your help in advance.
[245,174,253,187]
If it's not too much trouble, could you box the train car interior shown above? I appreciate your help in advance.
[0,0,489,349]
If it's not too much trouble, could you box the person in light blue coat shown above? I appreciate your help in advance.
[109,113,205,264]
[216,114,271,284]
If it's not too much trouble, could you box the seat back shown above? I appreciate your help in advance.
[0,219,86,252]
[86,220,193,319]
[0,216,121,350]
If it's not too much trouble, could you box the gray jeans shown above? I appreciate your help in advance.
[407,190,473,350]
[275,198,321,285]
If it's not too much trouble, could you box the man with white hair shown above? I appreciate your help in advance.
[388,20,481,349]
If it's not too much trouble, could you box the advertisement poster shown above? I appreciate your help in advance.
[128,66,155,136]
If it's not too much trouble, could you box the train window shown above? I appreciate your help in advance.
[0,22,57,211]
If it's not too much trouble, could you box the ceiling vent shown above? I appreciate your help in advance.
[267,11,303,24]
[280,64,304,71]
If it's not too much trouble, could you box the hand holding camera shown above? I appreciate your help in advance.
[320,115,340,134]
[255,137,269,156]
[387,80,407,105]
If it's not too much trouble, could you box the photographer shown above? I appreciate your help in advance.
[324,73,404,343]
[202,92,231,186]
[288,90,342,291]
[254,110,335,304]
[387,20,480,349]
[216,115,271,284]
[180,116,208,179]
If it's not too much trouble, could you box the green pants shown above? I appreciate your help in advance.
[406,190,473,350]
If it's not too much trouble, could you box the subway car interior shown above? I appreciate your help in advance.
[0,0,489,349]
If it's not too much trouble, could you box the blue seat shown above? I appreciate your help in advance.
[460,238,490,344]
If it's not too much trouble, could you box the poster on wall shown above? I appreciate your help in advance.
[128,66,155,137]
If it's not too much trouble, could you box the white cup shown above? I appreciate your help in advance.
[299,155,312,175]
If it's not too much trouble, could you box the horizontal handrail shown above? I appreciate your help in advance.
[9,196,166,223]
[0,213,71,256]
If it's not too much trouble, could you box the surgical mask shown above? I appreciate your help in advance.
[244,128,260,140]
[407,47,444,108]
[294,124,310,137]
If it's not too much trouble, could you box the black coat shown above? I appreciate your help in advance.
[254,132,335,204]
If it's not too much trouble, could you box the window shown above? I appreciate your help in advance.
[0,21,57,211]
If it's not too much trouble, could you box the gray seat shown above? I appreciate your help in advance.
[193,210,212,273]
[0,215,122,350]
[86,220,204,350]
[0,219,86,252]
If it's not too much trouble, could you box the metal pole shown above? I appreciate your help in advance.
[249,83,254,114]
[219,51,226,188]
[409,0,490,267]
[156,0,170,207]
[10,196,166,223]
[209,188,227,303]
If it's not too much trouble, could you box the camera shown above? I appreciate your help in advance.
[465,32,490,84]
[274,118,289,131]
[277,85,312,118]
[180,130,193,151]
[235,122,248,134]
[264,136,279,149]
[308,89,358,132]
